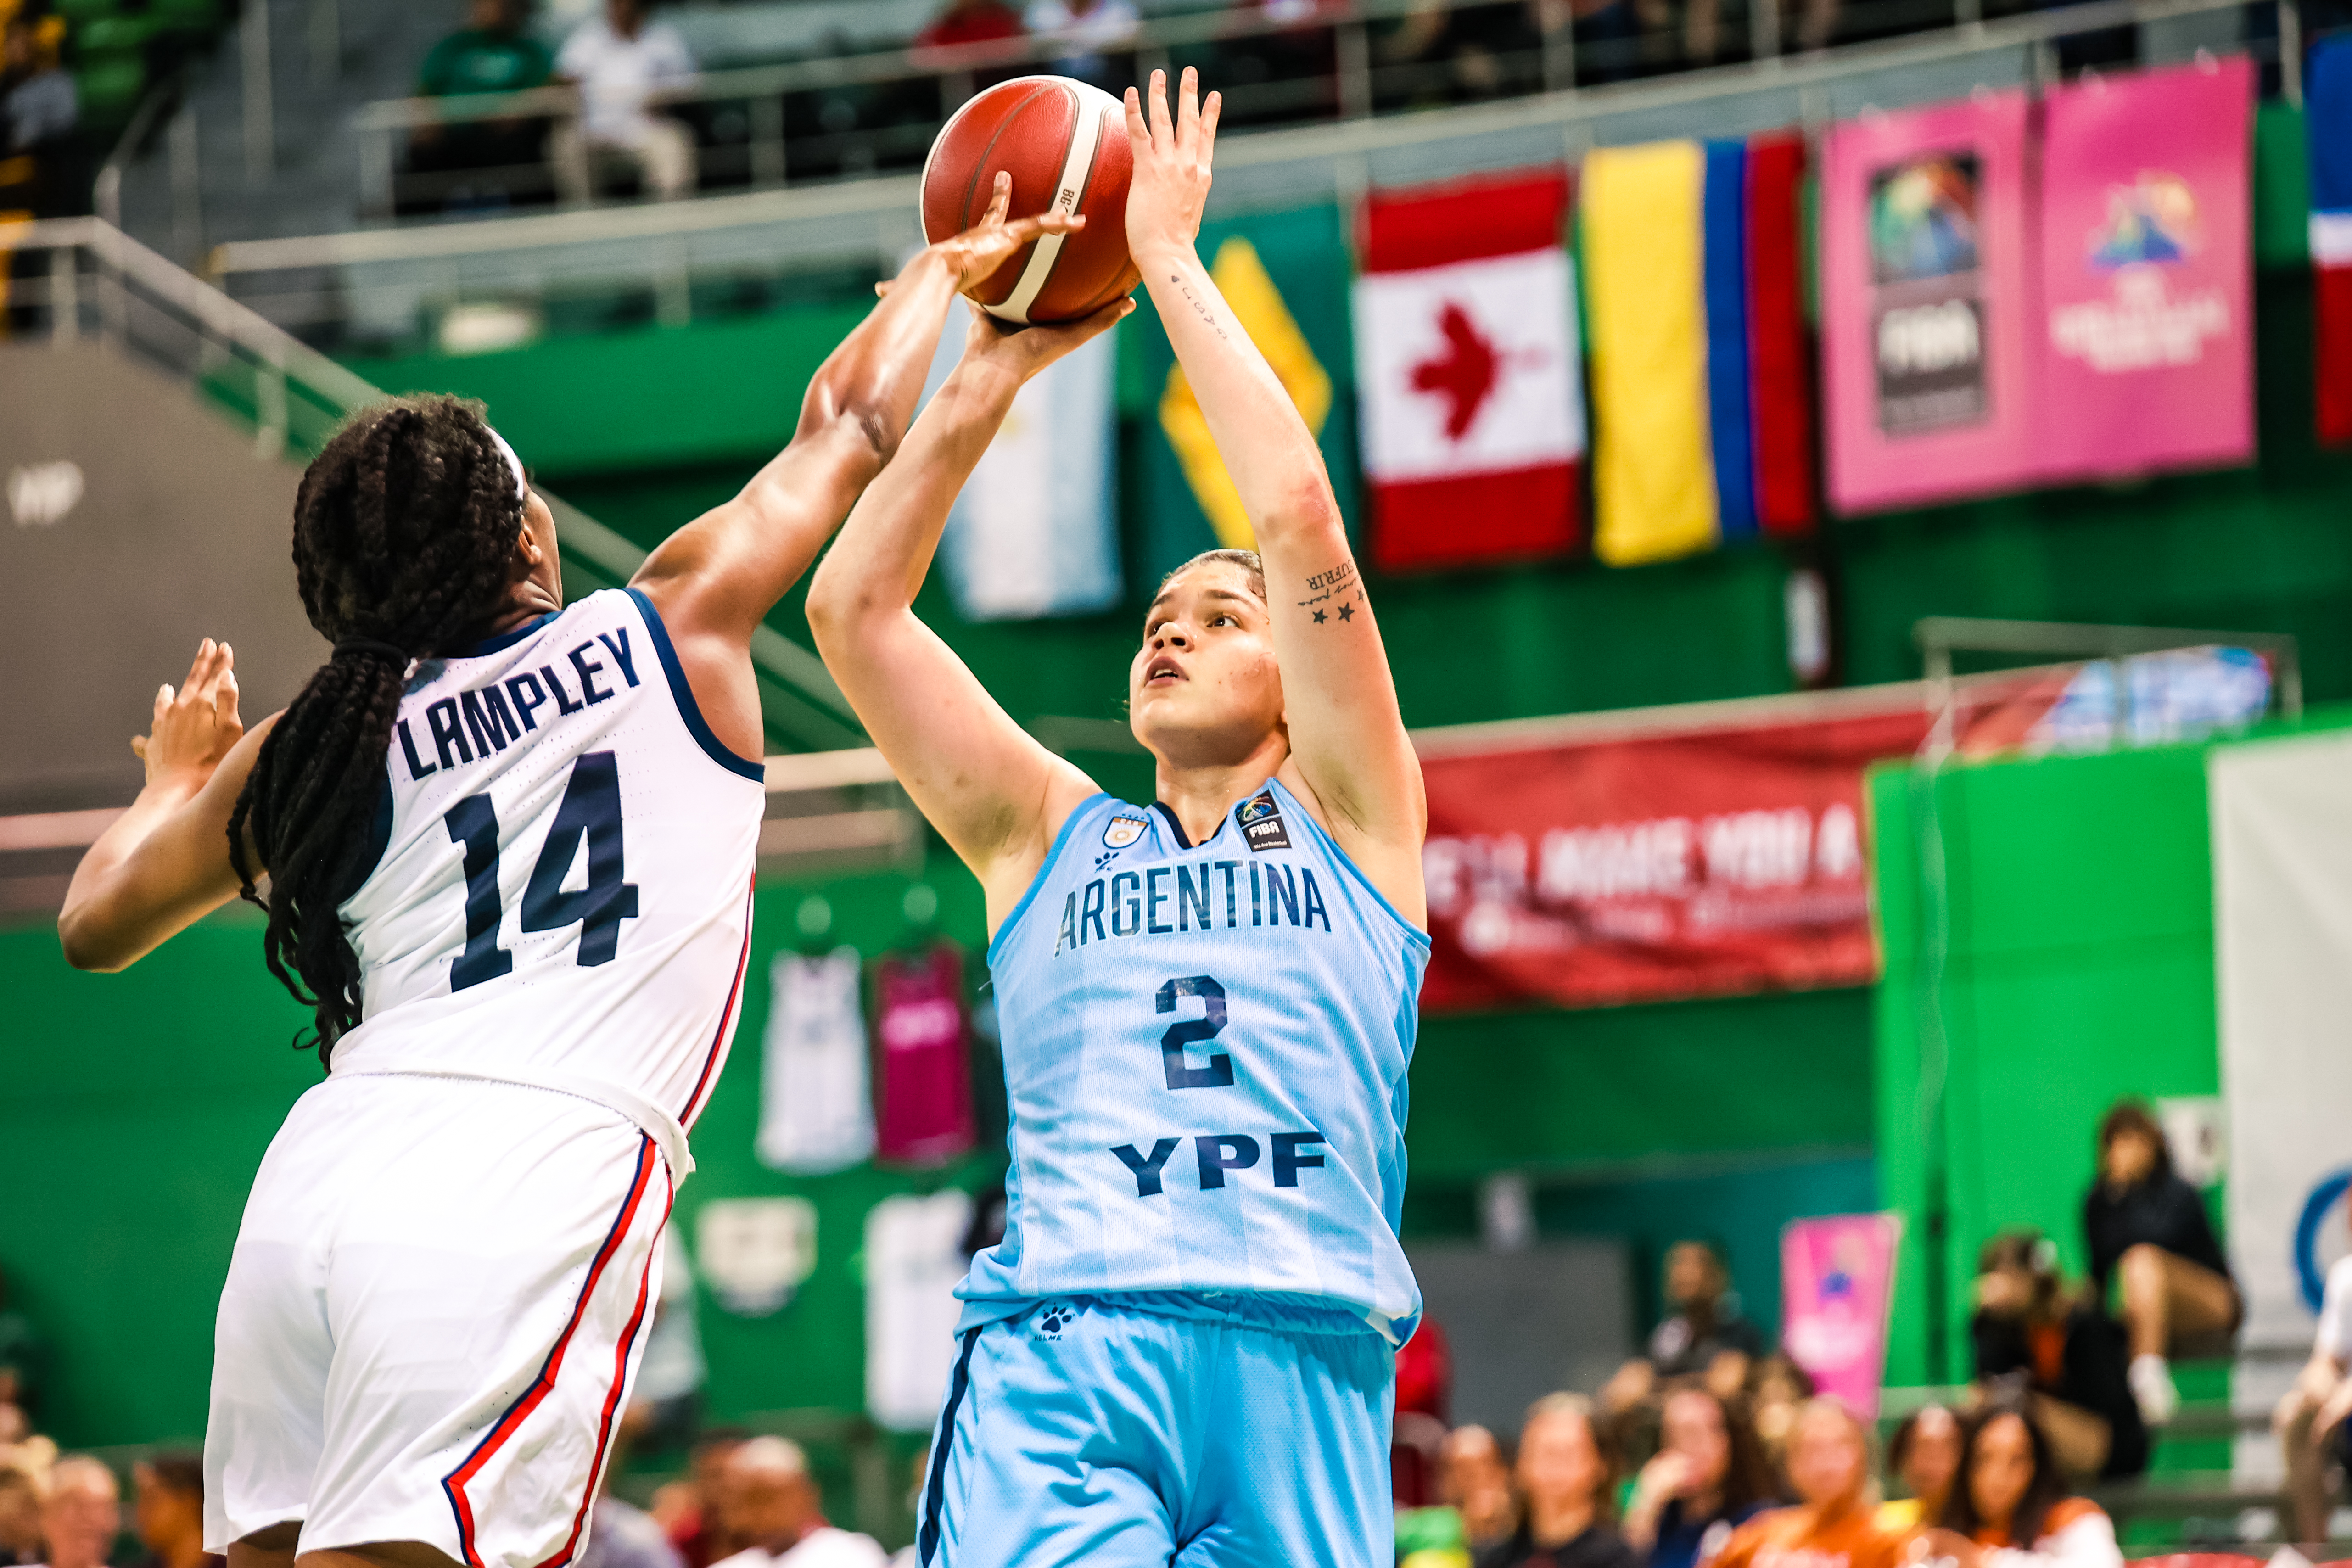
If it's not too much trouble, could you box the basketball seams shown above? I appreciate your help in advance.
[996,83,1100,325]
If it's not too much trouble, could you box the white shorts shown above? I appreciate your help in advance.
[204,1072,673,1567]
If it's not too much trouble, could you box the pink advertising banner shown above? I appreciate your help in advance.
[2035,57,2255,482]
[1821,93,2036,515]
[1781,1213,1901,1419]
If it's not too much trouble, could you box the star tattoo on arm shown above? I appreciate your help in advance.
[1312,609,1327,623]
[1337,600,1355,622]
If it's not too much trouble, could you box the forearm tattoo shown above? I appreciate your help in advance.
[1296,560,1364,625]
[1172,274,1231,342]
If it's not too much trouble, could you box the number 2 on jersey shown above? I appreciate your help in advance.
[444,750,640,992]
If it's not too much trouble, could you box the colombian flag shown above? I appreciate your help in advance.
[2312,38,2352,448]
[1584,135,1814,566]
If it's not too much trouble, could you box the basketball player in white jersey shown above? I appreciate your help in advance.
[54,190,1077,1568]
[809,70,1428,1567]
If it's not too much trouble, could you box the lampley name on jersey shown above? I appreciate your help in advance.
[394,630,643,781]
[1053,858,1333,956]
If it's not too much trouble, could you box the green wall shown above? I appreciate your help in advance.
[1868,706,2352,1386]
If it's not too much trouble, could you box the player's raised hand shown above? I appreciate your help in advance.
[958,294,1134,382]
[1123,67,1221,260]
[879,171,1086,299]
[133,638,244,793]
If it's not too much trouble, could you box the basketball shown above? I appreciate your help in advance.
[920,75,1140,325]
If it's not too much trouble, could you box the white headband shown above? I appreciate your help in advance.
[487,426,528,503]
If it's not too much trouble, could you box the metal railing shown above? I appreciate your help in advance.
[207,0,2280,345]
[0,215,864,753]
[339,0,2284,221]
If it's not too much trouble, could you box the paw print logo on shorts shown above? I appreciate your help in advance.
[1034,1305,1077,1340]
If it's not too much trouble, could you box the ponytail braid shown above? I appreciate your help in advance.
[230,395,526,1062]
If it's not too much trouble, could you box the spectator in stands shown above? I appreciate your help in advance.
[551,0,697,206]
[0,1465,41,1568]
[2274,1202,2352,1543]
[0,15,75,160]
[708,1437,885,1568]
[0,17,76,227]
[653,1427,752,1568]
[1395,1317,1455,1506]
[580,1490,684,1568]
[1439,1426,1520,1557]
[1476,1394,1635,1568]
[1876,1404,1961,1532]
[1623,1386,1776,1568]
[2082,1099,2238,1428]
[1743,1357,1813,1481]
[0,1271,42,1439]
[1706,1400,1898,1568]
[914,0,1026,51]
[1970,1231,2146,1483]
[1022,0,1137,87]
[1923,1400,2124,1568]
[410,0,557,196]
[127,1454,213,1568]
[1605,1243,1769,1417]
[36,1456,118,1568]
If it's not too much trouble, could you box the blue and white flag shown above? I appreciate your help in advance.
[921,318,1122,621]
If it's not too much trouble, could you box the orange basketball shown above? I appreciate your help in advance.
[920,76,1140,325]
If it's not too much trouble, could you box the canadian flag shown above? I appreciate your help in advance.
[1353,172,1585,571]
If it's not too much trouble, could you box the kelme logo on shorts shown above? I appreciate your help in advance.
[1033,1304,1078,1340]
[1237,791,1289,852]
[1103,814,1148,850]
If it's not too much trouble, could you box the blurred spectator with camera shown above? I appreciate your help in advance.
[1622,1386,1776,1568]
[1877,1404,1962,1532]
[551,0,698,204]
[1705,1400,1895,1568]
[2082,1099,2237,1428]
[1477,1394,1635,1568]
[1917,1400,2123,1568]
[1971,1231,2145,1482]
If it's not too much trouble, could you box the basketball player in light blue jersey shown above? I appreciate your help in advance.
[808,67,1428,1568]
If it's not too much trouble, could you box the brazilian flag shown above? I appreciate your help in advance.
[1121,203,1362,585]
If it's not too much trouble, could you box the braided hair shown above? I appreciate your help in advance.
[229,395,528,1062]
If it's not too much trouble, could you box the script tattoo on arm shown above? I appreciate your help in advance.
[1172,274,1231,342]
[1296,560,1365,626]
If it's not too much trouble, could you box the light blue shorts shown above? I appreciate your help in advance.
[915,1297,1395,1568]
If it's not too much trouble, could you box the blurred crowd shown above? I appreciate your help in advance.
[8,1097,2352,1562]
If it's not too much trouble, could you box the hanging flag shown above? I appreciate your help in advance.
[1584,140,1718,566]
[2036,57,2255,483]
[1703,140,1758,541]
[1746,133,1816,537]
[918,318,1122,621]
[2309,38,2352,447]
[1352,171,1584,571]
[1820,92,2038,514]
[1140,204,1361,581]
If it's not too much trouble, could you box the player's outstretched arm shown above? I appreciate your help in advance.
[629,180,1082,763]
[1125,68,1427,921]
[59,640,276,971]
[807,296,1130,930]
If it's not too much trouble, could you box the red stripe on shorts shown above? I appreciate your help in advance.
[442,1135,658,1568]
[678,875,756,1131]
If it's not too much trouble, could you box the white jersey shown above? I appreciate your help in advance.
[331,588,764,1173]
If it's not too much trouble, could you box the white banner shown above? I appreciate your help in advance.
[2212,732,2352,1351]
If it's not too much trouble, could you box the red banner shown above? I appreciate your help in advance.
[1418,697,1932,1011]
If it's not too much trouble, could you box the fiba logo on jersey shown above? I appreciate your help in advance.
[1103,814,1149,849]
[1237,791,1290,852]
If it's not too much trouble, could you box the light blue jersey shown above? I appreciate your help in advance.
[957,778,1429,1344]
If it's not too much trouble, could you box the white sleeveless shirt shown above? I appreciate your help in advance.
[331,589,764,1174]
